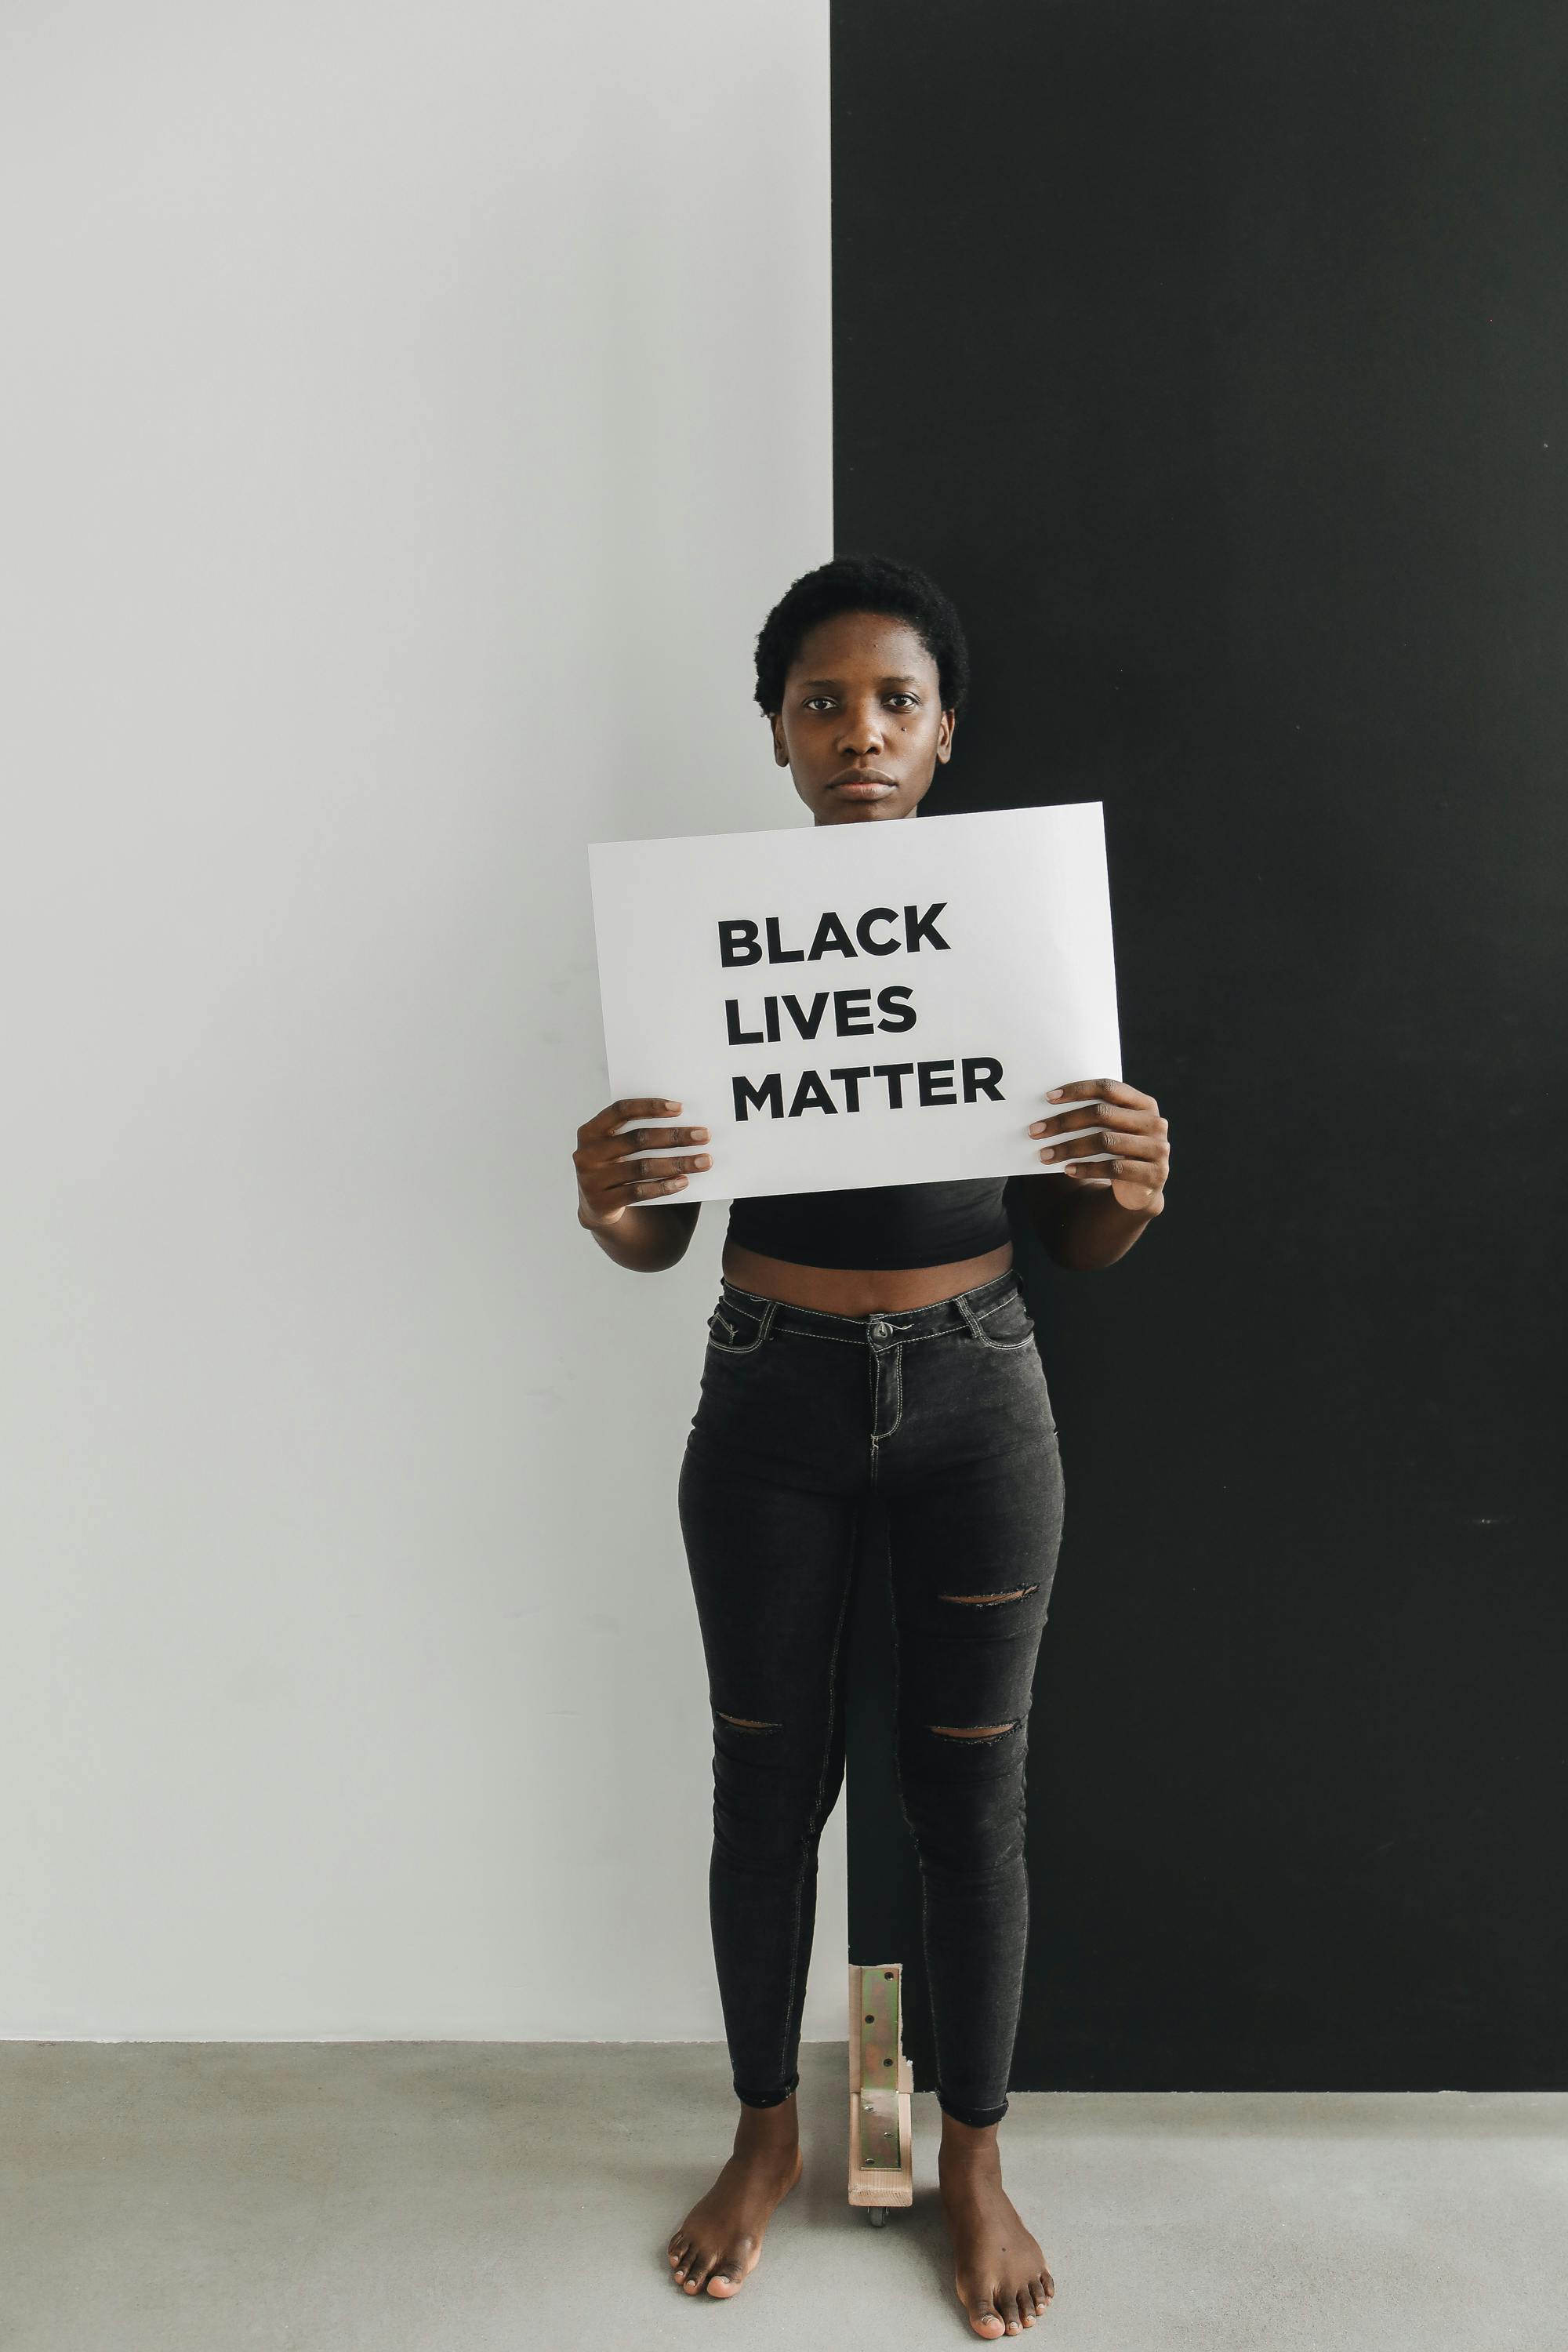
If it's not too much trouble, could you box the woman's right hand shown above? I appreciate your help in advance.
[574,1098,712,1229]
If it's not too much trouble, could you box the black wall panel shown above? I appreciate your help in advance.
[834,0,1568,2087]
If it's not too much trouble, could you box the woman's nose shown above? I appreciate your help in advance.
[838,707,886,752]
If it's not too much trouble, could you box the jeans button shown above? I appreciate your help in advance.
[869,1319,891,1340]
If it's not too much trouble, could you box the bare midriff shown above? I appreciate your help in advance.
[720,1236,1015,1316]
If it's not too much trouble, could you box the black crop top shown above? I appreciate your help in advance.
[724,1177,1014,1272]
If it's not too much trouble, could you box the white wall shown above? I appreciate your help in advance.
[0,2,838,2038]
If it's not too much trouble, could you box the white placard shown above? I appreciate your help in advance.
[586,803,1122,1203]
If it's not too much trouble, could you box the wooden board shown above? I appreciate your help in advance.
[848,1962,914,2208]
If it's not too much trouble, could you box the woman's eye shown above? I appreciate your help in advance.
[802,693,916,712]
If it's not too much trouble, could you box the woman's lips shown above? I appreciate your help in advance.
[832,775,896,797]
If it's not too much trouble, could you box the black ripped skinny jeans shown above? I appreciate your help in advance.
[677,1265,1066,2130]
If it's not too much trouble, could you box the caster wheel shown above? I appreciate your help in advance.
[866,2205,887,2227]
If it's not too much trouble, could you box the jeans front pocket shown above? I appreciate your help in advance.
[706,1293,778,1356]
[962,1284,1038,1352]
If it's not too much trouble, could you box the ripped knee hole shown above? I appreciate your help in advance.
[936,1585,1038,1606]
[717,1711,781,1733]
[927,1721,1021,1742]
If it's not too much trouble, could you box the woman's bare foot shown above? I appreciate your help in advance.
[938,2114,1054,2338]
[666,2092,804,2299]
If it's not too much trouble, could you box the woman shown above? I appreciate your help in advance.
[573,555,1171,2340]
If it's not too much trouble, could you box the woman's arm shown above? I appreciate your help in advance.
[574,1095,710,1272]
[581,1196,702,1272]
[1007,1076,1170,1272]
[1007,1173,1160,1272]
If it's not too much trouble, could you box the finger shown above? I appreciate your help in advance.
[1032,1120,1112,1154]
[1029,1101,1159,1140]
[1029,1113,1105,1143]
[607,1152,712,1181]
[605,1171,694,1203]
[1035,1121,1116,1157]
[1089,1128,1170,1181]
[599,1134,712,1168]
[598,1120,709,1156]
[614,1123,710,1150]
[575,1124,709,1172]
[1041,1121,1165,1163]
[1037,1137,1101,1163]
[577,1096,683,1142]
[1109,1128,1167,1158]
[1045,1076,1156,1112]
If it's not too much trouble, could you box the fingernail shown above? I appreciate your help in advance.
[1047,1087,1063,1099]
[1028,1122,1045,1134]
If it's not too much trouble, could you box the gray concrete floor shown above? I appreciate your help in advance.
[1,2041,1563,2351]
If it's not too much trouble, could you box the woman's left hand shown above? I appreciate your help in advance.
[1029,1078,1170,1215]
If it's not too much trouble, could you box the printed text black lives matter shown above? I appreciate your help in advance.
[719,902,1003,1121]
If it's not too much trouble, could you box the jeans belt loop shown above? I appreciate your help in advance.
[953,1293,986,1342]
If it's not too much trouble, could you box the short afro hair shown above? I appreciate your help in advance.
[753,553,971,721]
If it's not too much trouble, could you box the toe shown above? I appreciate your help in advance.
[706,2263,742,2299]
[682,2246,713,2295]
[667,2234,687,2270]
[968,2307,1007,2340]
[999,2293,1022,2334]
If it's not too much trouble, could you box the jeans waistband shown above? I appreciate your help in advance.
[717,1265,1022,1345]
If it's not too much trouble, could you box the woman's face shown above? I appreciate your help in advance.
[768,609,955,826]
